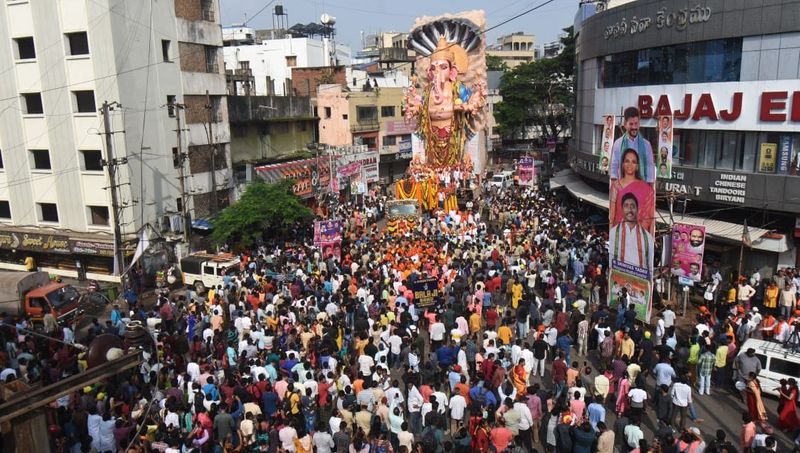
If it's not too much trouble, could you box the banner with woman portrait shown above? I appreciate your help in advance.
[598,114,615,172]
[608,106,656,322]
[657,115,673,179]
[671,223,705,281]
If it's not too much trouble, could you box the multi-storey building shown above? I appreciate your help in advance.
[0,0,230,280]
[566,0,800,275]
[487,32,536,69]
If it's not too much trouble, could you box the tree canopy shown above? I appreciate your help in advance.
[210,179,313,250]
[494,27,575,141]
[486,55,509,72]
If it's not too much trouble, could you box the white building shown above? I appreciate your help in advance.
[223,31,352,96]
[0,0,231,280]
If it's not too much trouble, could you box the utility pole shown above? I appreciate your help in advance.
[173,102,190,243]
[205,90,218,214]
[100,101,126,276]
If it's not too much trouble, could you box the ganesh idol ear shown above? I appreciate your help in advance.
[449,66,458,82]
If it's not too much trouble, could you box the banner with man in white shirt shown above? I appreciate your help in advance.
[608,106,656,322]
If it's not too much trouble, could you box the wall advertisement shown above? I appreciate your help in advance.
[598,114,615,172]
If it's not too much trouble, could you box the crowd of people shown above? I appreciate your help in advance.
[0,180,799,453]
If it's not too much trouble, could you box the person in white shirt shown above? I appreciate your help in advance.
[312,429,335,453]
[661,306,676,329]
[670,378,693,429]
[357,354,374,377]
[430,317,446,349]
[449,393,467,433]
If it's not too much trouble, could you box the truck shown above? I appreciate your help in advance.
[0,271,82,327]
[179,252,240,293]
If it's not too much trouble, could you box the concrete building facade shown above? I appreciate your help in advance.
[0,0,230,280]
[487,32,536,69]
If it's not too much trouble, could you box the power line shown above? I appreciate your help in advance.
[244,0,279,26]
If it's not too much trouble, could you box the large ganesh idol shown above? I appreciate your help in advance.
[404,12,488,172]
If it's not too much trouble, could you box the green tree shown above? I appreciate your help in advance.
[494,27,574,141]
[486,55,509,72]
[210,179,313,250]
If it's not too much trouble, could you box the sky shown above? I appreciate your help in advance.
[219,0,577,52]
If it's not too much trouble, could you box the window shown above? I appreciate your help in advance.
[239,61,250,70]
[21,93,43,115]
[716,131,741,170]
[601,38,742,88]
[167,95,176,117]
[72,90,96,113]
[383,135,397,146]
[161,39,171,62]
[65,32,89,56]
[324,107,332,119]
[356,106,378,122]
[13,37,35,60]
[381,106,396,117]
[769,357,800,377]
[38,203,59,223]
[172,147,182,168]
[30,149,51,170]
[201,0,215,21]
[81,150,103,171]
[342,114,348,120]
[210,96,222,122]
[0,150,4,169]
[205,46,218,73]
[285,55,297,67]
[88,206,109,226]
[203,265,215,275]
[362,136,377,149]
[0,201,10,219]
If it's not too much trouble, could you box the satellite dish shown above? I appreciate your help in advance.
[320,13,336,25]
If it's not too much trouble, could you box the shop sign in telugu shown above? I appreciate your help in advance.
[604,4,711,40]
[0,231,114,256]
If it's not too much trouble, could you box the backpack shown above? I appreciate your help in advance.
[421,428,438,451]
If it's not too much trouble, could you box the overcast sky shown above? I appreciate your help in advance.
[219,0,577,52]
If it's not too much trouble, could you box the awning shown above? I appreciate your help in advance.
[254,157,329,199]
[192,219,212,230]
[552,170,788,252]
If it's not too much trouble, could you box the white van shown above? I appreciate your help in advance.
[489,171,514,190]
[737,338,800,398]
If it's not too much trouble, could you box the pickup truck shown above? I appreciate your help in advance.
[0,271,82,327]
[179,253,240,293]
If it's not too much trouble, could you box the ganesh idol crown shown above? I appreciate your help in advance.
[403,11,489,175]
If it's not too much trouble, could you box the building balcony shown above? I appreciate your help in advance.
[379,47,413,62]
[351,121,379,133]
[227,95,313,123]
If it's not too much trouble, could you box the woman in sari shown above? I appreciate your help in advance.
[609,148,655,231]
[511,359,529,395]
[745,372,768,423]
[777,378,800,431]
[616,371,631,416]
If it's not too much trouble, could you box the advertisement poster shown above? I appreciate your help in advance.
[657,115,673,179]
[412,277,441,308]
[598,114,615,172]
[517,156,535,186]
[608,106,656,322]
[777,136,793,175]
[610,270,652,321]
[314,220,343,260]
[759,143,777,173]
[671,223,705,281]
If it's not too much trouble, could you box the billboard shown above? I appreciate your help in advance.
[608,106,656,322]
[598,114,615,172]
[657,115,673,179]
[671,223,705,281]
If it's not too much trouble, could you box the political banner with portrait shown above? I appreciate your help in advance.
[608,106,656,322]
[314,220,343,261]
[609,269,652,322]
[656,115,673,179]
[517,156,535,186]
[670,223,705,281]
[598,114,615,172]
